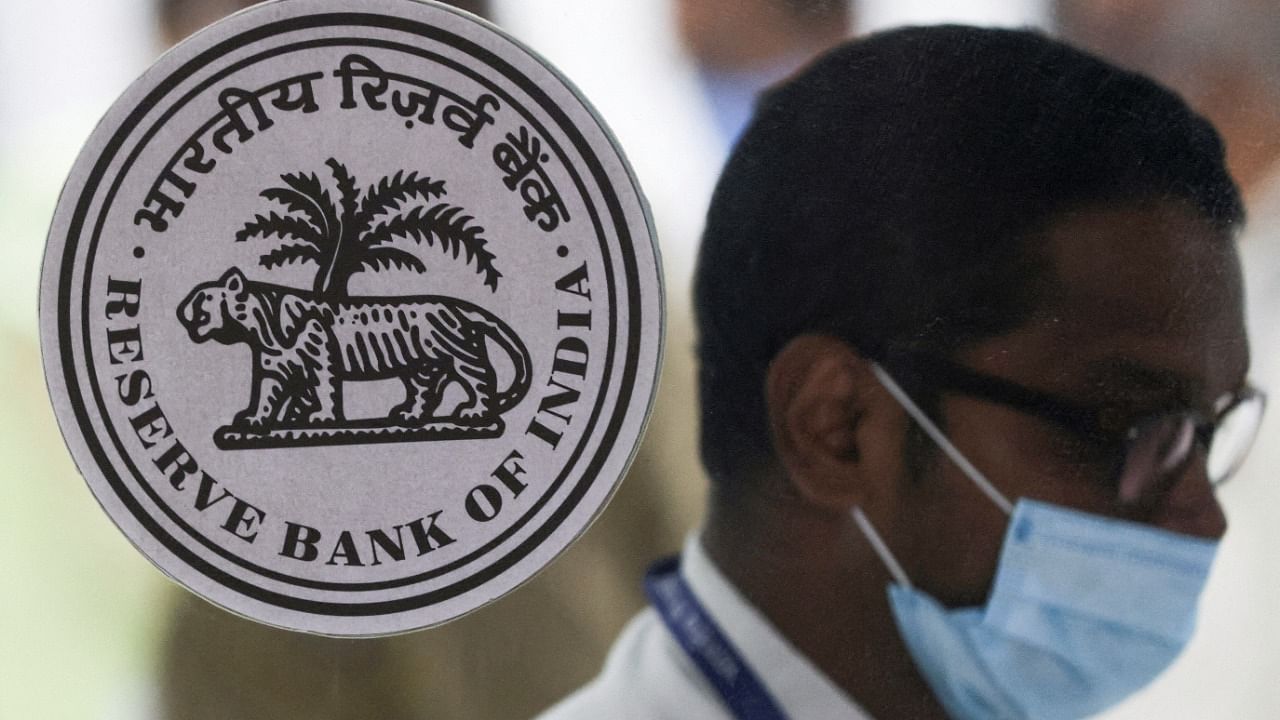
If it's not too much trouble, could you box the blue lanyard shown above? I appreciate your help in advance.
[644,556,789,720]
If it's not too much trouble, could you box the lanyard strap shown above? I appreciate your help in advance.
[644,556,789,720]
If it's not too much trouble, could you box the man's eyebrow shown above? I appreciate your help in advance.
[1079,358,1196,406]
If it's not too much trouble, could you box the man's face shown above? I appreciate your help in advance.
[891,199,1248,606]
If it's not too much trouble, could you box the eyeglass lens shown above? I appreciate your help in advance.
[1118,392,1265,505]
[1207,393,1266,483]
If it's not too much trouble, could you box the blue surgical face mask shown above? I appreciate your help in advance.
[853,364,1220,720]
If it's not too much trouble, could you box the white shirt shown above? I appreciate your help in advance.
[536,535,873,720]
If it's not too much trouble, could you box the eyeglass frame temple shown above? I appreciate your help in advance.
[888,353,1266,484]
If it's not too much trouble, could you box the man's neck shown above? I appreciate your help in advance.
[701,490,947,720]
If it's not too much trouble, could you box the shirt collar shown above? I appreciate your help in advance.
[680,533,875,719]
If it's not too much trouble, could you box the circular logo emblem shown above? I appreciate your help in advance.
[40,0,662,635]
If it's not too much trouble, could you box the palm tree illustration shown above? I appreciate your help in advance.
[235,158,500,298]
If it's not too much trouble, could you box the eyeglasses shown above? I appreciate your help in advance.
[889,354,1267,506]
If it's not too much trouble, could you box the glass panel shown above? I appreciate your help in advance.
[4,1,1278,718]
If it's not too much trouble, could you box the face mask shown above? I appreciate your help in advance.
[854,364,1220,720]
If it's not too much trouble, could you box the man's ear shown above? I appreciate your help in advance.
[765,335,897,512]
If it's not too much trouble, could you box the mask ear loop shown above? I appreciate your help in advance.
[871,363,1014,516]
[852,506,913,589]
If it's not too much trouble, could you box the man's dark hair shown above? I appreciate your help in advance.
[693,25,1244,487]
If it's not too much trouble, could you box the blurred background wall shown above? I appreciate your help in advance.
[3,1,1277,718]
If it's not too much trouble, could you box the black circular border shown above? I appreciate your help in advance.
[55,12,648,618]
[85,38,618,591]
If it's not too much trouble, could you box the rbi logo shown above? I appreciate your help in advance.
[177,159,533,449]
[41,0,661,636]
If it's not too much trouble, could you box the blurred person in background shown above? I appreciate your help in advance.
[1055,3,1280,717]
[157,0,493,45]
[540,25,1261,719]
[1054,0,1280,196]
[675,0,852,154]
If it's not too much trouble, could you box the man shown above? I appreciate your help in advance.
[538,25,1264,720]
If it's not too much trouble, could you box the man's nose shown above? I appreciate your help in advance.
[1150,449,1228,540]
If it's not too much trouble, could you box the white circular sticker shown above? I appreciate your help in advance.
[40,0,662,636]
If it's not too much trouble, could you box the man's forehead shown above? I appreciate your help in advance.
[1039,200,1241,325]
[968,199,1248,401]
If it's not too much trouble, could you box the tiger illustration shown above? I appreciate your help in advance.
[176,267,531,432]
